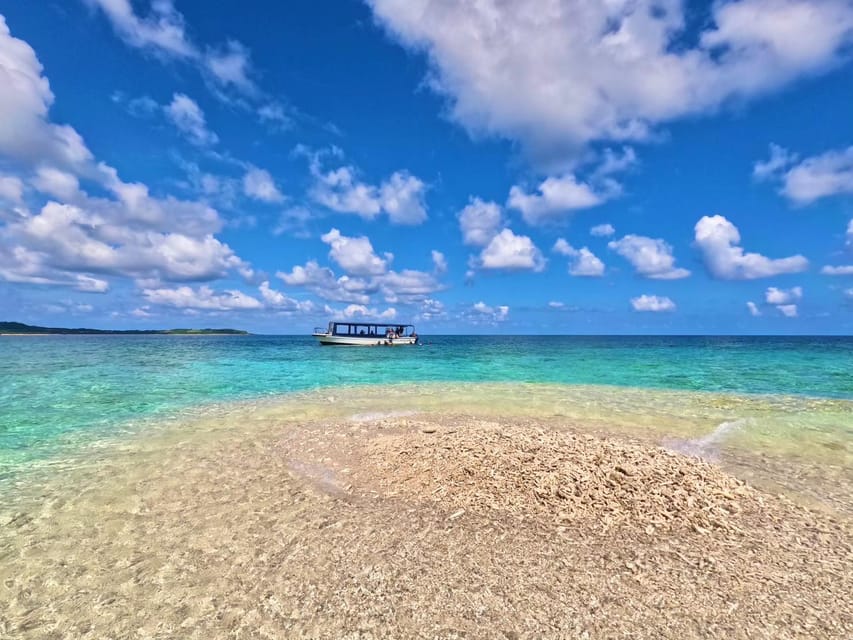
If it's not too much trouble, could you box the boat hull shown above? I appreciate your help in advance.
[313,334,417,346]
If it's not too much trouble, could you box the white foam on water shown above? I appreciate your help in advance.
[664,418,751,462]
[349,410,418,423]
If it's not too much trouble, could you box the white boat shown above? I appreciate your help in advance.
[312,321,418,346]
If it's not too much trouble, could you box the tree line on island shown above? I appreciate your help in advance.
[0,322,249,335]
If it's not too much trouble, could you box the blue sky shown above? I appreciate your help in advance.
[1,0,852,334]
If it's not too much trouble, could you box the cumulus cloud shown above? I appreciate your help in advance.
[755,144,853,204]
[3,201,247,283]
[765,286,802,317]
[321,228,390,276]
[553,239,605,276]
[630,294,675,312]
[746,301,761,316]
[478,229,545,272]
[31,166,80,201]
[320,304,397,320]
[379,171,428,224]
[368,0,853,161]
[694,215,808,279]
[507,174,604,225]
[308,155,428,225]
[590,223,615,237]
[242,166,284,203]
[608,235,690,279]
[821,265,853,275]
[165,93,218,146]
[459,197,502,246]
[471,301,509,322]
[277,255,443,307]
[142,285,263,310]
[777,304,798,317]
[431,250,447,274]
[0,174,24,203]
[765,286,802,304]
[276,260,373,304]
[417,297,446,321]
[0,17,94,172]
[0,21,255,292]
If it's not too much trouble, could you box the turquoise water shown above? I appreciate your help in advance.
[1,335,851,470]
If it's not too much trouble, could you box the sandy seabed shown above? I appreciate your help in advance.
[1,405,851,639]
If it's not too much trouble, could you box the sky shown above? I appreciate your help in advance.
[1,0,852,335]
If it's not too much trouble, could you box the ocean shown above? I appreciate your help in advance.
[1,334,850,483]
[1,334,851,638]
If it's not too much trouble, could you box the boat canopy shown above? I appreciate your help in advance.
[316,321,416,337]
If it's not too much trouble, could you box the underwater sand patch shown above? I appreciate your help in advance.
[359,420,770,535]
[2,414,851,639]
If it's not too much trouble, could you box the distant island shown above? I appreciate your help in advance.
[0,321,249,335]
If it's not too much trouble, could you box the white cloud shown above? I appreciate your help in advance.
[309,158,427,224]
[257,281,313,312]
[142,285,263,310]
[0,17,94,172]
[552,238,604,276]
[379,171,428,224]
[431,250,447,274]
[608,235,690,279]
[165,93,218,146]
[130,306,153,318]
[694,215,808,279]
[631,294,675,312]
[417,297,446,321]
[257,103,292,130]
[459,197,502,246]
[31,166,80,201]
[242,167,284,203]
[845,288,853,301]
[204,40,256,95]
[756,144,853,204]
[276,260,373,304]
[507,174,603,225]
[590,223,615,237]
[479,229,546,272]
[369,0,853,161]
[0,174,24,202]
[378,269,444,304]
[87,0,264,101]
[471,301,509,321]
[84,0,195,58]
[821,265,853,275]
[321,228,390,276]
[746,301,761,316]
[764,286,802,317]
[777,304,798,317]
[75,275,109,293]
[333,304,397,320]
[753,143,798,180]
[765,286,802,305]
[0,20,257,293]
[848,219,853,248]
[3,201,246,282]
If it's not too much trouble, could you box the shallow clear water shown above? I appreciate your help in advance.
[1,335,851,474]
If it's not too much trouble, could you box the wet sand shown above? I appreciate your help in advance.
[1,396,851,639]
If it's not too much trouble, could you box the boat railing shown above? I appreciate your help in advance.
[313,326,329,334]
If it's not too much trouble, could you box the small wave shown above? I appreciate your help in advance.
[664,418,750,462]
[349,410,418,423]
